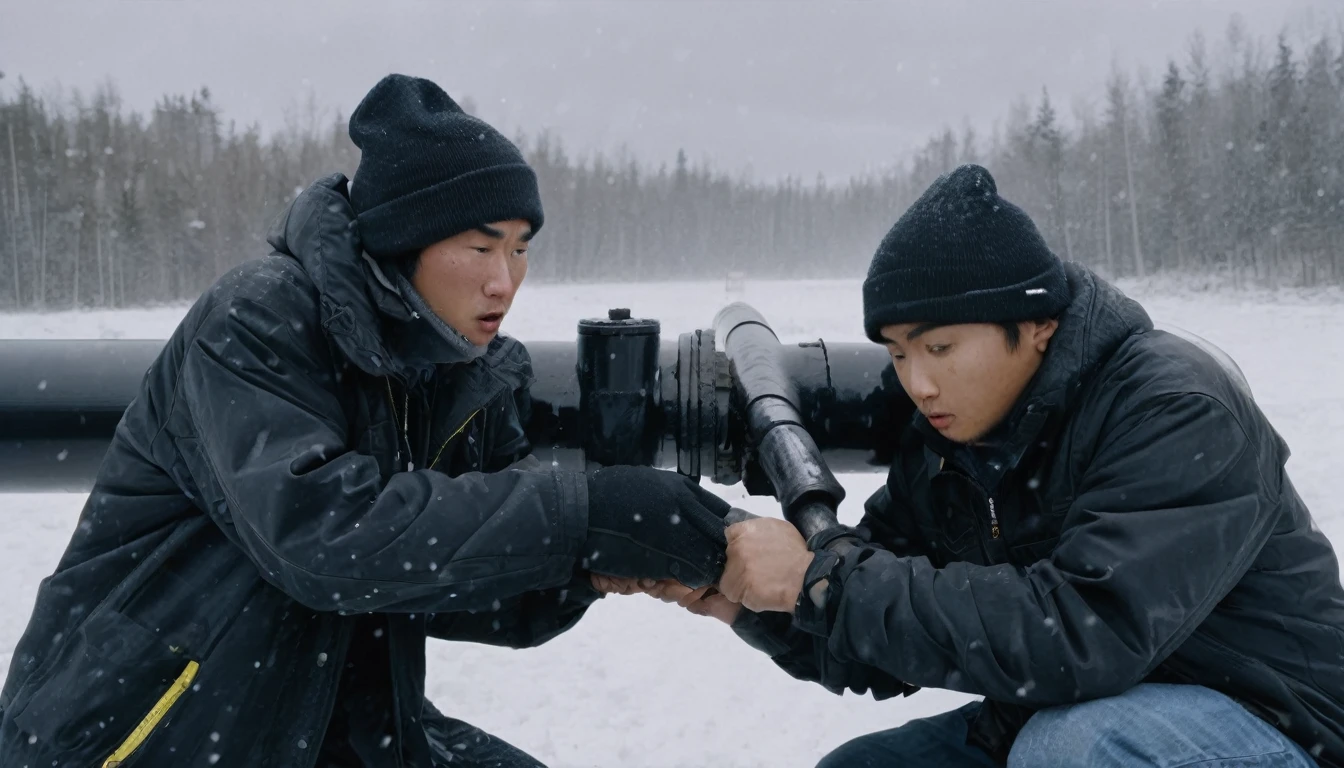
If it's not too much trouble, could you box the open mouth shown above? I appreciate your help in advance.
[477,312,505,332]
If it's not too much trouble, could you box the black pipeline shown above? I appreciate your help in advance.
[0,304,913,494]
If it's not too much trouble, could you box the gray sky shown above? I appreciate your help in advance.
[0,0,1331,182]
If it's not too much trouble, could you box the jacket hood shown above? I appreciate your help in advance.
[1030,262,1154,417]
[266,173,404,378]
[265,173,523,385]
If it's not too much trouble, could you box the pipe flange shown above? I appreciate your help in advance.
[675,329,735,482]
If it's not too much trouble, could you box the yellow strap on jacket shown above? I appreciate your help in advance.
[103,660,199,767]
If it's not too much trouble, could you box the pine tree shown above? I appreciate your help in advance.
[1155,60,1193,271]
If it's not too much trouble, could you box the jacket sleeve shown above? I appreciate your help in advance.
[175,298,588,615]
[728,481,921,700]
[795,392,1276,707]
[425,574,602,648]
[425,372,600,647]
[730,608,917,700]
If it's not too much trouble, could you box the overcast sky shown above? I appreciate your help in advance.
[1,0,1332,181]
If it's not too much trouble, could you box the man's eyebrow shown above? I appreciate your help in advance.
[475,224,534,242]
[907,323,942,341]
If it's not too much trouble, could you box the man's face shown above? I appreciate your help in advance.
[412,219,532,346]
[880,320,1058,444]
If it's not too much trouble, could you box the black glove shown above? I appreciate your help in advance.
[584,466,731,589]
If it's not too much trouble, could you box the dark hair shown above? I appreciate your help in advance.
[393,251,421,279]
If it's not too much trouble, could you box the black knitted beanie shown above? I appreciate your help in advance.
[862,164,1070,342]
[349,74,543,258]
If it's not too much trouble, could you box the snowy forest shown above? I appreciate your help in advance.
[1,21,1343,310]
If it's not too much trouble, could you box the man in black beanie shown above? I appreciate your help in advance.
[638,165,1344,767]
[0,74,733,768]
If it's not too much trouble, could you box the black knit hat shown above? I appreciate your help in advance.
[862,164,1070,343]
[349,74,544,258]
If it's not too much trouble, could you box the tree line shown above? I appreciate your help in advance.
[2,18,1342,311]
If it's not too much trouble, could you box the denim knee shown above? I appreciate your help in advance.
[1008,684,1316,768]
[1008,697,1110,767]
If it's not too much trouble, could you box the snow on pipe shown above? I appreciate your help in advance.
[0,313,911,494]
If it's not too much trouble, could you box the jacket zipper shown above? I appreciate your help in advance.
[428,411,480,471]
[385,378,413,470]
[947,461,1002,541]
[385,377,481,473]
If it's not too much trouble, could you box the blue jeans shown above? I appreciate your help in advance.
[817,684,1318,767]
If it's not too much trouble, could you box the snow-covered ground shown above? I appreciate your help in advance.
[2,278,1342,767]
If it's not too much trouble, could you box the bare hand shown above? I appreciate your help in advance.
[590,574,656,595]
[719,518,813,614]
[644,580,742,625]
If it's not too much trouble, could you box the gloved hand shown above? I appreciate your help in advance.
[584,466,731,589]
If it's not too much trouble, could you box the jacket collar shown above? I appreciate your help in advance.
[265,174,492,384]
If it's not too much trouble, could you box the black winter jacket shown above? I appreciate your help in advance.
[0,174,596,767]
[735,264,1344,765]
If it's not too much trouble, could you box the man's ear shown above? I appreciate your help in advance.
[1031,318,1060,353]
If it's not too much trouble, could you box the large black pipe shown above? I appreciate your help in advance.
[0,340,163,493]
[0,327,911,493]
[2,326,1245,496]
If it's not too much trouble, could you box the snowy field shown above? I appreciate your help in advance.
[2,278,1343,767]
